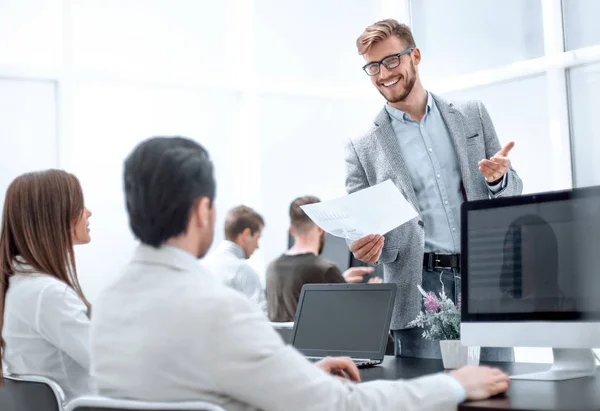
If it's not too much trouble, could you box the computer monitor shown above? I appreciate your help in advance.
[461,186,600,381]
[287,232,383,281]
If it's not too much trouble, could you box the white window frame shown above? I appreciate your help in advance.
[0,0,597,191]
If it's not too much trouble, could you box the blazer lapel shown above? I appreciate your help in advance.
[373,108,419,210]
[432,94,473,199]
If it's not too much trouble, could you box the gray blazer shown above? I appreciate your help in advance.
[345,94,523,330]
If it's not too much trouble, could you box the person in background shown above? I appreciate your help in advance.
[0,169,93,399]
[345,19,522,359]
[90,136,510,411]
[266,195,382,323]
[203,205,266,310]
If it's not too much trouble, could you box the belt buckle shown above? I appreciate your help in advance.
[435,254,451,270]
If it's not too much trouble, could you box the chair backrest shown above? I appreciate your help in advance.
[66,396,227,411]
[0,373,66,411]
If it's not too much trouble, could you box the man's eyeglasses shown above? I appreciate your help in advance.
[362,47,414,76]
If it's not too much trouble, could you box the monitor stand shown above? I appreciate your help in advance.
[511,348,597,381]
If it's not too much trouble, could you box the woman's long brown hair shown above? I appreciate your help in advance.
[0,170,91,380]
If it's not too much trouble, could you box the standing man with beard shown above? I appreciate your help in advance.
[345,20,522,359]
[266,195,381,322]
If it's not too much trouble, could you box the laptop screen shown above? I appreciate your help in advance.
[290,284,396,359]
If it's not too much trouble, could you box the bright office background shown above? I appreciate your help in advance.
[1,0,599,363]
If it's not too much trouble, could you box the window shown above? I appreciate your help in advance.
[0,0,62,67]
[410,0,544,78]
[256,0,382,85]
[70,0,235,81]
[444,76,552,194]
[563,0,600,51]
[568,62,600,187]
[69,83,241,300]
[0,79,57,214]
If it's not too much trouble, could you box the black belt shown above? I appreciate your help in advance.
[423,253,460,270]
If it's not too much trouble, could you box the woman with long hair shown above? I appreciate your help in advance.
[0,169,92,399]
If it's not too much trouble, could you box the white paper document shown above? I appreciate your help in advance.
[300,179,418,242]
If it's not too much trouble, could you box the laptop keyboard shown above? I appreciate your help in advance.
[353,359,380,368]
[307,358,380,368]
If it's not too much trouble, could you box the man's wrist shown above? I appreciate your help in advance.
[487,173,507,194]
[444,374,467,403]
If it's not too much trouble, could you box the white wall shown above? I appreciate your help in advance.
[64,83,243,300]
[1,0,600,364]
[0,79,57,211]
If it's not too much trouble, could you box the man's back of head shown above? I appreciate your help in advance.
[123,136,216,257]
[289,195,320,238]
[224,205,265,259]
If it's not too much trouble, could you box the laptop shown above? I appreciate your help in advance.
[290,283,396,368]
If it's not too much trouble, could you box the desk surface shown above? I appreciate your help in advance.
[360,356,600,411]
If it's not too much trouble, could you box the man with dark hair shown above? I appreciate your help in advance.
[90,136,510,410]
[265,195,382,323]
[123,136,216,250]
[204,205,266,309]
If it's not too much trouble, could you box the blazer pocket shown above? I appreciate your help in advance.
[378,247,400,264]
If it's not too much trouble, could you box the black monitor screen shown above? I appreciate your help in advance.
[463,187,600,320]
[292,288,393,355]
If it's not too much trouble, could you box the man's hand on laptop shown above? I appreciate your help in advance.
[343,267,375,283]
[349,234,384,264]
[450,366,510,401]
[316,356,361,383]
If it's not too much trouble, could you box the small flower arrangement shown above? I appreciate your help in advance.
[408,285,461,341]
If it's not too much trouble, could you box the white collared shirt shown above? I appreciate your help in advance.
[2,264,91,400]
[91,244,464,411]
[202,240,266,311]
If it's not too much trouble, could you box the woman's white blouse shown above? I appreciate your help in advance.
[3,267,91,399]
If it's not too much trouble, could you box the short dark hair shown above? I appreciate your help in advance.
[289,195,320,235]
[224,205,264,241]
[124,136,216,247]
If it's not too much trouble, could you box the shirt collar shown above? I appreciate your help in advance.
[162,244,200,266]
[221,240,246,259]
[385,91,433,123]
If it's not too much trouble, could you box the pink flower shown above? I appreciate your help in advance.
[424,292,441,312]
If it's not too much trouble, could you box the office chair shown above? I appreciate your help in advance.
[0,373,66,411]
[65,396,227,411]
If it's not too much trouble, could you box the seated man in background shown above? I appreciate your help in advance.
[203,205,265,310]
[266,196,382,322]
[90,136,509,411]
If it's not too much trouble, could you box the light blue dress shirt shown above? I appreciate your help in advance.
[386,93,464,254]
[202,240,266,311]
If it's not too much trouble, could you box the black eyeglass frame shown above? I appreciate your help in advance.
[362,47,414,76]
